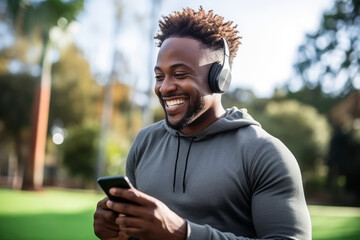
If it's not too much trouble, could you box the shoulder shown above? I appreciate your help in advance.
[234,124,286,155]
[239,124,288,153]
[238,125,300,180]
[127,120,167,168]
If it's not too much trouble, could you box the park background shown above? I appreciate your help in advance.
[0,0,360,239]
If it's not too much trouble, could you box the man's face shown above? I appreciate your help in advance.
[154,37,220,134]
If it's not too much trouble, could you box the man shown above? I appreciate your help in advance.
[94,6,311,240]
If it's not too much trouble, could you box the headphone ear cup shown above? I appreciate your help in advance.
[208,62,222,93]
[208,38,232,93]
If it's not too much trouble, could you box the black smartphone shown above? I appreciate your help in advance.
[97,175,134,203]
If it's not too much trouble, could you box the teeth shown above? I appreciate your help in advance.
[166,99,185,108]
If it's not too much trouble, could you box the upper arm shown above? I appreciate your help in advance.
[250,138,312,239]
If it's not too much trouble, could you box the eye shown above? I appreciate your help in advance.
[174,72,187,79]
[155,74,164,81]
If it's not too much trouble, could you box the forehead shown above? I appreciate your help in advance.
[156,37,215,69]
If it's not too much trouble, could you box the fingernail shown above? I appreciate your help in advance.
[109,188,116,194]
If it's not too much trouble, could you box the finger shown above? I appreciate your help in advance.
[96,219,119,232]
[94,211,119,232]
[106,200,137,216]
[119,226,142,236]
[93,216,120,236]
[116,215,145,229]
[118,231,129,239]
[109,187,156,206]
[95,208,117,222]
[97,197,111,210]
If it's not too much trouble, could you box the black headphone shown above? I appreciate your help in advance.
[208,38,232,93]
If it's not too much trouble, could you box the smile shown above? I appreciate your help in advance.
[165,98,186,109]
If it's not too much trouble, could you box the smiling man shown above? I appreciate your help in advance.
[94,6,311,240]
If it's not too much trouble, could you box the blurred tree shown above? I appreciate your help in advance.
[328,91,360,201]
[112,82,143,140]
[50,44,101,127]
[103,131,130,177]
[286,85,345,114]
[102,82,143,177]
[222,88,258,110]
[0,73,37,188]
[291,0,360,97]
[6,0,84,190]
[50,43,143,185]
[0,74,37,136]
[46,43,100,186]
[222,88,271,122]
[287,0,360,203]
[258,100,331,193]
[61,124,98,188]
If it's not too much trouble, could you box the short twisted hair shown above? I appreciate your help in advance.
[154,6,241,65]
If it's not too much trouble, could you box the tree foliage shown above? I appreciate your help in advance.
[286,86,345,114]
[328,91,360,198]
[0,74,37,134]
[50,44,101,127]
[61,124,98,186]
[0,73,38,188]
[7,0,84,37]
[292,0,360,96]
[258,100,331,174]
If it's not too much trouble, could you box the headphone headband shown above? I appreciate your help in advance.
[222,38,230,66]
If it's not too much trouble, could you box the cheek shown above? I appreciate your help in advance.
[200,65,212,93]
[185,75,210,94]
[154,82,161,97]
[202,82,212,95]
[196,80,212,97]
[154,84,166,108]
[199,78,212,96]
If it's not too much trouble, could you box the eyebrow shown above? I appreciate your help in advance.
[154,63,193,72]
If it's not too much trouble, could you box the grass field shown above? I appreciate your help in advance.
[0,188,102,240]
[0,188,359,240]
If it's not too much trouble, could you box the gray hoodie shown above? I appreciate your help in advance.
[126,107,311,239]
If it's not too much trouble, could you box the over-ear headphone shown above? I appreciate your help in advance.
[208,38,232,93]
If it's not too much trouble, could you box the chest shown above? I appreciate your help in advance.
[134,136,252,217]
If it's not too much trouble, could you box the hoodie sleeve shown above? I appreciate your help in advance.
[185,137,312,240]
[126,127,146,188]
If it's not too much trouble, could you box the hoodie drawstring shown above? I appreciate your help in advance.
[173,132,181,192]
[173,132,195,193]
[182,137,194,193]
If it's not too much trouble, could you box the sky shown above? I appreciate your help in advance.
[74,0,334,100]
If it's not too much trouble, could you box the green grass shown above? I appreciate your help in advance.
[309,205,360,240]
[0,188,359,239]
[0,188,104,240]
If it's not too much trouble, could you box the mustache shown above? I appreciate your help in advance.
[160,93,188,98]
[160,93,176,98]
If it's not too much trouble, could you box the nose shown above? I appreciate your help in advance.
[158,76,176,95]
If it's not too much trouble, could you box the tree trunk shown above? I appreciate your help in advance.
[24,37,52,190]
[12,134,25,189]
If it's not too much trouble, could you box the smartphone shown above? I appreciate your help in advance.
[97,175,134,203]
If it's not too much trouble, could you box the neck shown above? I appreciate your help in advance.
[181,104,226,135]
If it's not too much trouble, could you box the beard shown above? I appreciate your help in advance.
[165,96,205,131]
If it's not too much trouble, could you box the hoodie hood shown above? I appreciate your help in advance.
[163,106,261,141]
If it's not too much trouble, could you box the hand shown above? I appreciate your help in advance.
[94,197,129,240]
[106,187,187,240]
